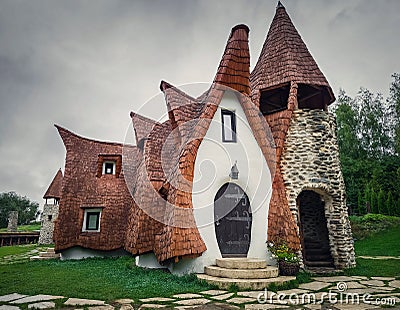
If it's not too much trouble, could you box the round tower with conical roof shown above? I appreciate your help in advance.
[250,2,355,270]
[39,169,63,244]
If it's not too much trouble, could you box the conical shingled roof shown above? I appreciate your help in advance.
[214,24,251,95]
[250,2,335,104]
[43,169,63,199]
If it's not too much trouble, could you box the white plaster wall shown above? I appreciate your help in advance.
[170,91,273,275]
[136,252,167,269]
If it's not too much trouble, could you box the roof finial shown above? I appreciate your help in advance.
[277,1,284,9]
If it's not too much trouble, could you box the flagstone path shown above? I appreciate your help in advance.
[0,275,399,310]
[357,256,400,260]
[0,245,48,265]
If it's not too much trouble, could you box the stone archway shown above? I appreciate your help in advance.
[298,190,334,268]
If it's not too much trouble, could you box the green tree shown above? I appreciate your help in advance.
[364,184,371,213]
[397,198,400,217]
[386,191,395,216]
[0,192,39,228]
[356,89,391,157]
[370,187,378,214]
[388,73,400,155]
[357,191,365,215]
[334,75,400,213]
[377,189,387,215]
[335,90,363,159]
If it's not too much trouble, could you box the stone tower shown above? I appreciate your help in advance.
[250,2,355,269]
[39,169,63,245]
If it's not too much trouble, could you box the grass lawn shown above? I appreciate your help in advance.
[343,220,400,278]
[0,244,39,258]
[354,225,400,257]
[0,256,213,301]
[0,223,41,232]
[0,218,399,301]
[344,258,400,278]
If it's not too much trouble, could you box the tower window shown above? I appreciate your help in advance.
[259,85,290,115]
[221,110,236,143]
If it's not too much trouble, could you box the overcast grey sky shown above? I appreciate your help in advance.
[0,0,399,205]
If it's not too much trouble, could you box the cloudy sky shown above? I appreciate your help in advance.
[0,0,399,205]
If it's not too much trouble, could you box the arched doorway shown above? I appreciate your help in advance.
[214,183,252,257]
[298,190,334,268]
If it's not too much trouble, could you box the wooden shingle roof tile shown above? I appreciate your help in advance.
[43,169,63,199]
[250,2,335,104]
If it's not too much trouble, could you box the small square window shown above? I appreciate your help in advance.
[102,161,116,175]
[82,208,102,232]
[48,215,53,221]
[221,109,236,143]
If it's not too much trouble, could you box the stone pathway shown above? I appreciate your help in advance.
[0,245,49,265]
[0,276,399,309]
[357,256,400,260]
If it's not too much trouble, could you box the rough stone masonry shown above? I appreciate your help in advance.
[7,211,18,232]
[281,109,356,269]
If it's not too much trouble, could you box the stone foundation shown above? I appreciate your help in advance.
[281,109,355,269]
[39,204,59,244]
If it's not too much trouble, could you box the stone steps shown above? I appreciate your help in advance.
[197,273,295,290]
[30,248,60,261]
[204,265,278,279]
[197,258,295,290]
[215,258,267,269]
[304,260,334,267]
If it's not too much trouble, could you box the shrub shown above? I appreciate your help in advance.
[350,214,400,240]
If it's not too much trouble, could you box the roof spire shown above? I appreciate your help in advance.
[250,2,335,104]
[277,1,284,9]
[43,168,63,199]
[213,24,251,95]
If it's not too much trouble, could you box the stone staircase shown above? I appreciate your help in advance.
[303,240,334,268]
[30,248,60,260]
[197,258,296,290]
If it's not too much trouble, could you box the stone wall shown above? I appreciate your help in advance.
[7,211,18,232]
[39,204,59,244]
[281,109,356,269]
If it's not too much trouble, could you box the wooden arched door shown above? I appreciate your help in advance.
[214,183,252,257]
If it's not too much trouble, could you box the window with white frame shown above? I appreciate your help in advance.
[102,161,116,175]
[82,208,102,232]
[221,109,237,143]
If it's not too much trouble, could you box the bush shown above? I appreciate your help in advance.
[350,214,400,240]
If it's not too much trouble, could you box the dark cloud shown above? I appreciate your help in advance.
[0,0,399,205]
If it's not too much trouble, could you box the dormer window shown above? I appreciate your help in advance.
[221,109,236,143]
[103,161,116,175]
[97,155,121,178]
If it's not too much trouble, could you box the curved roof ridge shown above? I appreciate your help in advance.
[55,124,125,147]
[130,112,161,144]
[160,80,197,113]
[160,81,196,102]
